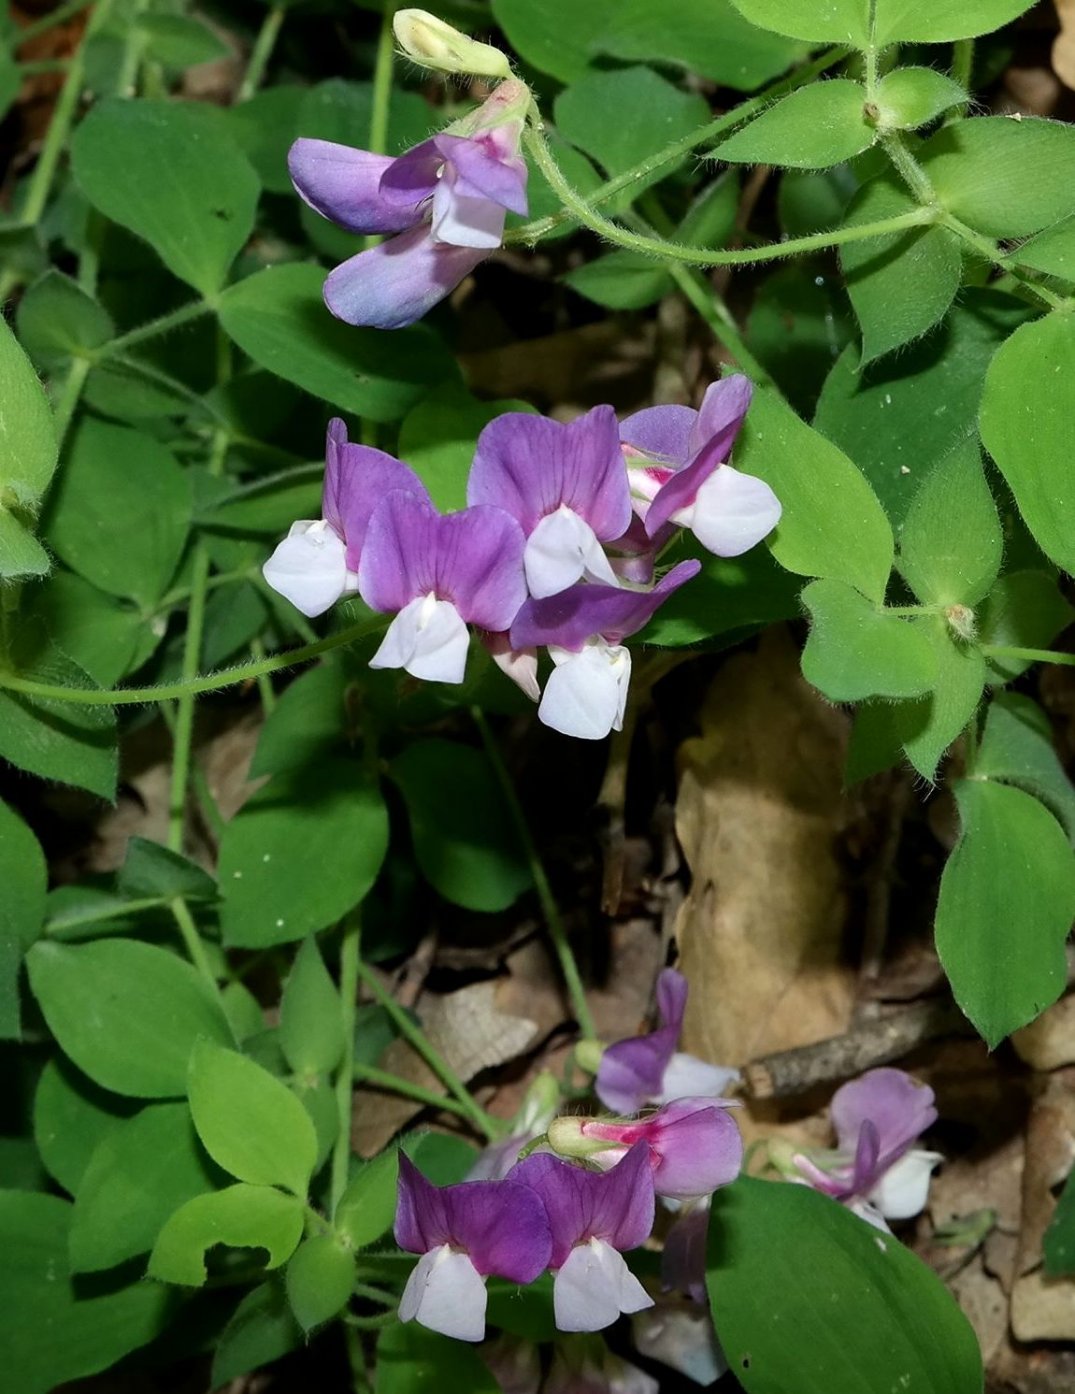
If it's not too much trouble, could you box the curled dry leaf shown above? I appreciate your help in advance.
[1055,0,1075,89]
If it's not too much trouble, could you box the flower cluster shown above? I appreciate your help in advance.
[262,379,780,739]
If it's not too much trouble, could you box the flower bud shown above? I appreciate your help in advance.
[547,1114,616,1161]
[393,9,512,81]
[574,1038,605,1076]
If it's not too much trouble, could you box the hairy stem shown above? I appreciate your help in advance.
[170,896,221,996]
[331,916,361,1213]
[237,4,285,102]
[981,646,1075,668]
[96,299,216,359]
[352,1061,480,1123]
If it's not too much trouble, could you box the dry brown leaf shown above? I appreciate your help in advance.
[1054,0,1075,89]
[1010,1074,1075,1342]
[673,627,855,1067]
[1014,994,1075,1071]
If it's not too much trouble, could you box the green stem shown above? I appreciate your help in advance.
[16,0,94,45]
[237,4,285,102]
[507,46,850,245]
[981,646,1075,668]
[97,299,215,359]
[521,125,935,269]
[368,3,398,156]
[52,358,90,448]
[170,896,221,996]
[46,895,170,937]
[472,708,598,1043]
[354,959,499,1141]
[0,616,387,706]
[951,37,974,91]
[953,217,1070,310]
[879,131,936,206]
[19,58,71,74]
[331,916,361,1214]
[352,1061,479,1123]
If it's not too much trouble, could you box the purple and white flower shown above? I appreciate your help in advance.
[467,407,634,599]
[358,490,526,684]
[509,562,700,739]
[289,79,529,329]
[792,1068,942,1229]
[509,1144,655,1333]
[619,376,779,559]
[262,419,428,617]
[595,968,739,1117]
[394,1155,552,1342]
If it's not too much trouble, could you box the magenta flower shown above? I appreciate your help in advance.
[261,419,428,617]
[508,562,699,739]
[577,1097,743,1203]
[509,1144,655,1332]
[595,968,739,1116]
[467,407,633,599]
[289,80,529,330]
[394,1155,552,1342]
[358,491,526,684]
[792,1068,942,1228]
[619,376,780,557]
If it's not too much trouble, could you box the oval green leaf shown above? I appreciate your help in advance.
[800,578,937,701]
[718,81,874,169]
[148,1183,305,1286]
[286,1235,356,1331]
[279,937,345,1077]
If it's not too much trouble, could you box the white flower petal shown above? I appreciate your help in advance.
[553,1237,653,1333]
[539,643,630,740]
[632,1304,728,1387]
[489,642,541,702]
[869,1149,943,1221]
[399,1245,488,1342]
[431,166,506,249]
[524,506,619,599]
[679,465,781,558]
[262,520,349,618]
[369,593,470,683]
[658,1053,741,1105]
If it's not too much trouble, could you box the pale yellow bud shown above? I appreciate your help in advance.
[393,9,512,81]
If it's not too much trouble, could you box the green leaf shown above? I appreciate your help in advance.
[404,1130,479,1184]
[840,177,962,363]
[1044,1170,1075,1277]
[219,757,388,948]
[727,0,1033,45]
[0,801,46,1039]
[744,264,854,414]
[0,1191,172,1394]
[898,441,1001,606]
[718,81,874,169]
[279,937,345,1077]
[814,290,1033,525]
[733,385,894,603]
[286,1235,356,1331]
[725,0,871,44]
[222,981,265,1043]
[1010,214,1075,281]
[563,251,673,312]
[490,0,619,84]
[29,570,157,686]
[136,14,230,68]
[801,579,937,700]
[897,618,985,781]
[922,116,1075,240]
[846,701,905,784]
[979,570,1075,684]
[16,270,114,371]
[874,67,967,129]
[26,938,233,1097]
[188,1041,318,1196]
[936,779,1075,1047]
[211,1278,303,1386]
[554,66,710,204]
[249,661,348,778]
[70,1102,221,1272]
[980,313,1075,576]
[334,1147,399,1250]
[976,693,1075,840]
[0,317,57,579]
[227,86,307,194]
[46,418,192,607]
[71,98,259,297]
[218,264,456,422]
[399,384,538,513]
[33,1058,137,1194]
[148,1183,305,1286]
[117,837,217,903]
[375,1322,500,1394]
[707,1176,983,1394]
[391,739,531,913]
[0,638,117,799]
[640,536,801,646]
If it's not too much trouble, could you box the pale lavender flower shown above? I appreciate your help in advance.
[619,376,779,559]
[595,968,739,1116]
[358,491,526,684]
[394,1155,552,1342]
[467,407,634,599]
[262,418,428,617]
[633,1299,726,1388]
[792,1068,942,1228]
[508,562,700,739]
[289,80,529,329]
[509,1145,655,1333]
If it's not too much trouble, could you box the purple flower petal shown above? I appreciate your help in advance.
[830,1069,937,1174]
[434,132,529,216]
[510,1143,654,1267]
[358,492,526,631]
[323,418,429,569]
[395,1155,552,1282]
[324,225,487,330]
[595,969,686,1115]
[645,377,753,537]
[510,560,701,652]
[660,1203,709,1304]
[850,1119,883,1196]
[468,407,632,541]
[288,140,422,234]
[377,138,443,209]
[583,1099,743,1202]
[619,404,696,465]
